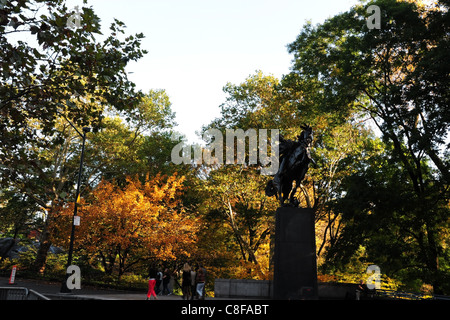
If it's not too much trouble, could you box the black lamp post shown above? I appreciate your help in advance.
[60,126,90,293]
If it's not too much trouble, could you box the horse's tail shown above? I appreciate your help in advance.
[265,180,277,197]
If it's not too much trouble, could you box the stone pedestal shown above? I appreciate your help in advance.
[273,207,318,299]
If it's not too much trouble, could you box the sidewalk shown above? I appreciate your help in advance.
[0,276,199,300]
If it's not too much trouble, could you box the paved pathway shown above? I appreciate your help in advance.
[0,276,204,300]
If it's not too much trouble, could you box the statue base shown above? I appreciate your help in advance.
[273,207,318,299]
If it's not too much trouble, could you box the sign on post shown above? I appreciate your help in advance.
[9,265,17,284]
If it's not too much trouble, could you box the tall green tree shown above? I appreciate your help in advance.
[85,89,177,184]
[202,71,381,276]
[0,189,40,241]
[0,0,150,272]
[0,90,176,273]
[327,145,450,293]
[285,0,449,183]
[284,0,449,293]
[202,166,277,267]
[1,0,146,135]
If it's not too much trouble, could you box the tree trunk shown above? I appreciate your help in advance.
[33,223,52,274]
[32,203,58,274]
[99,251,115,275]
[426,226,443,295]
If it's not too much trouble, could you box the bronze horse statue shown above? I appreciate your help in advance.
[265,125,313,207]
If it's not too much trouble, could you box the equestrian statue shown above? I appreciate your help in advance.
[265,124,313,207]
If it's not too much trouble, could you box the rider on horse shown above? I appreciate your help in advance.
[265,124,313,207]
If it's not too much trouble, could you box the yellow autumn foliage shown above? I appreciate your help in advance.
[51,173,200,275]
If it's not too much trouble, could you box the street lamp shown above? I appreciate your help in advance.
[60,126,90,293]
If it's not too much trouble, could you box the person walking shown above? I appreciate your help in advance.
[196,264,206,300]
[162,268,171,295]
[190,267,197,300]
[146,268,158,300]
[181,263,192,300]
[155,268,163,295]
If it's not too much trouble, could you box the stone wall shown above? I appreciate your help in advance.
[214,279,272,299]
[214,279,358,300]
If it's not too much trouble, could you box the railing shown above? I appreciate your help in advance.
[375,289,430,300]
[28,289,51,300]
[373,289,450,300]
[432,294,450,301]
[0,287,50,300]
[356,288,450,300]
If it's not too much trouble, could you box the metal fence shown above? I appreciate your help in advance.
[374,289,450,300]
[0,287,50,300]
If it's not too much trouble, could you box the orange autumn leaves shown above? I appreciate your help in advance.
[51,173,199,274]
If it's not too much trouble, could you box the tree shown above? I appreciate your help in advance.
[308,121,384,260]
[285,0,449,183]
[51,173,199,279]
[0,0,146,135]
[0,90,176,274]
[83,89,177,185]
[208,71,300,135]
[0,0,148,273]
[202,166,277,270]
[207,71,382,264]
[284,0,449,293]
[201,72,287,277]
[0,189,40,241]
[326,145,450,293]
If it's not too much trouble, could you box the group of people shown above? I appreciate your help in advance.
[146,263,207,300]
[181,263,207,300]
[146,267,171,300]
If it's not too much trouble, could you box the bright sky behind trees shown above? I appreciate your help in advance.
[64,0,360,142]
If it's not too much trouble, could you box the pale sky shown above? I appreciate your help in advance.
[65,0,362,143]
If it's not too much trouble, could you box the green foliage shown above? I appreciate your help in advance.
[1,0,449,297]
[0,0,148,234]
[323,144,450,292]
[201,165,276,270]
[285,0,449,183]
[284,0,450,294]
[0,0,146,135]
